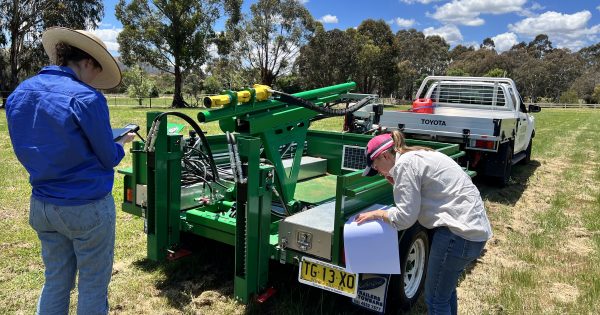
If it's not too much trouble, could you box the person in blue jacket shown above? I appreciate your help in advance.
[5,27,134,314]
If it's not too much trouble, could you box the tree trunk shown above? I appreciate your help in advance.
[7,2,21,104]
[261,69,275,87]
[0,86,12,108]
[172,64,186,108]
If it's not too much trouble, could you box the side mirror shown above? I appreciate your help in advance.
[528,104,541,113]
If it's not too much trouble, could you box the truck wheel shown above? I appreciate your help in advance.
[519,139,532,165]
[500,144,513,186]
[492,142,513,187]
[387,225,430,312]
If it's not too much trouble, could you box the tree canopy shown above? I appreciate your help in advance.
[238,0,315,86]
[0,0,103,106]
[115,0,241,107]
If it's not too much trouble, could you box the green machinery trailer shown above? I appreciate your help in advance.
[117,82,472,310]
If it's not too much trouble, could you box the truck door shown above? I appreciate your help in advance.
[510,88,528,152]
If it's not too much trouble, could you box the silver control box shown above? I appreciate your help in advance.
[278,201,336,261]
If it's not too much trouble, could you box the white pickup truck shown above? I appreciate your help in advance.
[347,76,541,185]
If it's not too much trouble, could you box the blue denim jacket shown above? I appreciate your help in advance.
[6,65,124,206]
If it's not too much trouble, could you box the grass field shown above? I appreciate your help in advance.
[1,107,599,314]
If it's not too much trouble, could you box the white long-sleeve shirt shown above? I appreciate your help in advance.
[387,150,493,242]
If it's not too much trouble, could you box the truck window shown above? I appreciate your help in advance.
[435,84,505,106]
[508,88,527,112]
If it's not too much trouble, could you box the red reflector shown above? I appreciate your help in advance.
[256,287,277,303]
[475,140,494,149]
[126,188,133,202]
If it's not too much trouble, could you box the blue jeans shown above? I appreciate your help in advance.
[29,194,116,315]
[424,227,486,315]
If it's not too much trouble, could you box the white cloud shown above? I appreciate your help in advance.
[492,32,518,52]
[597,5,600,12]
[98,22,113,28]
[89,28,122,55]
[320,14,339,24]
[530,2,544,10]
[520,2,545,17]
[430,0,527,26]
[296,0,309,4]
[509,10,600,51]
[401,0,442,4]
[423,24,463,45]
[395,18,415,28]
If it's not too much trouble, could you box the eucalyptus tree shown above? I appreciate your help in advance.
[239,0,315,87]
[395,29,449,98]
[572,43,600,103]
[527,34,553,59]
[480,37,495,50]
[295,26,359,89]
[116,0,241,107]
[123,65,156,106]
[541,49,584,101]
[354,19,398,95]
[0,0,103,107]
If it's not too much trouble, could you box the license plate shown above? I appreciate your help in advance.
[298,257,358,298]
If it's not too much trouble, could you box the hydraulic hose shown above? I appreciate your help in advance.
[270,90,376,116]
[148,111,219,181]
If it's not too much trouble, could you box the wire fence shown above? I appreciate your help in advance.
[103,94,214,108]
[534,103,600,109]
[0,93,214,108]
[1,92,599,109]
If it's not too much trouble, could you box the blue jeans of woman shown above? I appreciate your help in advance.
[29,194,116,315]
[424,227,486,315]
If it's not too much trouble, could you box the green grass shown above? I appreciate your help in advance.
[483,109,600,314]
[1,107,600,314]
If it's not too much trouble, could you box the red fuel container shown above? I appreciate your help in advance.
[412,98,434,114]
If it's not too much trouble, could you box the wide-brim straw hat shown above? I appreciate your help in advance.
[42,27,121,90]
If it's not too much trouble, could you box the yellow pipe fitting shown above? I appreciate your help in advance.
[203,85,273,108]
[203,94,231,108]
[253,84,272,102]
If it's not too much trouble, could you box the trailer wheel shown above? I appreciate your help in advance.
[387,225,429,312]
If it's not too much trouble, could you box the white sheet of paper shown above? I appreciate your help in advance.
[344,204,400,274]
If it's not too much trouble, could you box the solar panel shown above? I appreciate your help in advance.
[341,145,368,171]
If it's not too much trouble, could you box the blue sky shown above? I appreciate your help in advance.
[95,0,600,56]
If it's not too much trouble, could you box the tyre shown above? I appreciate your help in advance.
[499,144,513,186]
[491,142,513,187]
[387,225,430,312]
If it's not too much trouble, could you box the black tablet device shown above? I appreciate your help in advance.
[112,123,140,141]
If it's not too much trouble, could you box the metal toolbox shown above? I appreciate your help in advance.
[278,201,336,261]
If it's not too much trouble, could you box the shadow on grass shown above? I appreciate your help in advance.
[131,234,425,315]
[131,235,236,311]
[474,160,541,206]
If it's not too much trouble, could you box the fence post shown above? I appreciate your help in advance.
[150,97,152,108]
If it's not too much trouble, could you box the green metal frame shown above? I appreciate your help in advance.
[198,82,359,211]
[118,82,473,304]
